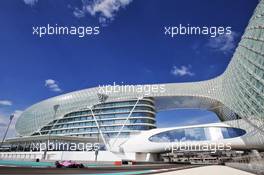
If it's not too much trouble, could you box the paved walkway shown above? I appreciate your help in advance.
[159,165,255,175]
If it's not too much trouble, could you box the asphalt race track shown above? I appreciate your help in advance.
[0,164,199,174]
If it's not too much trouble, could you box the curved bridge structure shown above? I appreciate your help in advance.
[122,120,264,154]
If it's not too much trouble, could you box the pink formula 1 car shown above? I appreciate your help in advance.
[55,160,85,168]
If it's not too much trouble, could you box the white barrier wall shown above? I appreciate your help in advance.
[0,151,126,162]
[0,152,43,160]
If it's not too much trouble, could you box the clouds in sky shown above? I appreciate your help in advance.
[0,100,12,106]
[23,0,38,6]
[22,0,133,24]
[171,65,195,77]
[45,79,62,92]
[206,32,239,54]
[82,0,133,23]
[73,8,86,18]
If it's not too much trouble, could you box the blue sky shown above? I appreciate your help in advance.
[0,0,259,137]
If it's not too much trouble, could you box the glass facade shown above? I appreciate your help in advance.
[222,0,264,129]
[149,127,246,142]
[35,98,156,138]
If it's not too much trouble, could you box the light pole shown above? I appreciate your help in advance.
[0,114,14,149]
[94,93,108,161]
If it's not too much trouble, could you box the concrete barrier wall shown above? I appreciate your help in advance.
[0,151,123,162]
[226,162,264,174]
[0,152,43,160]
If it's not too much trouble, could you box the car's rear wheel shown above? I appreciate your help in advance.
[56,164,62,168]
[55,161,62,168]
[78,164,84,168]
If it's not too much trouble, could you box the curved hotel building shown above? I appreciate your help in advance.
[37,98,156,138]
[1,0,264,162]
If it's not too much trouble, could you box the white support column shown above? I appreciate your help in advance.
[111,97,143,148]
[89,107,109,150]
